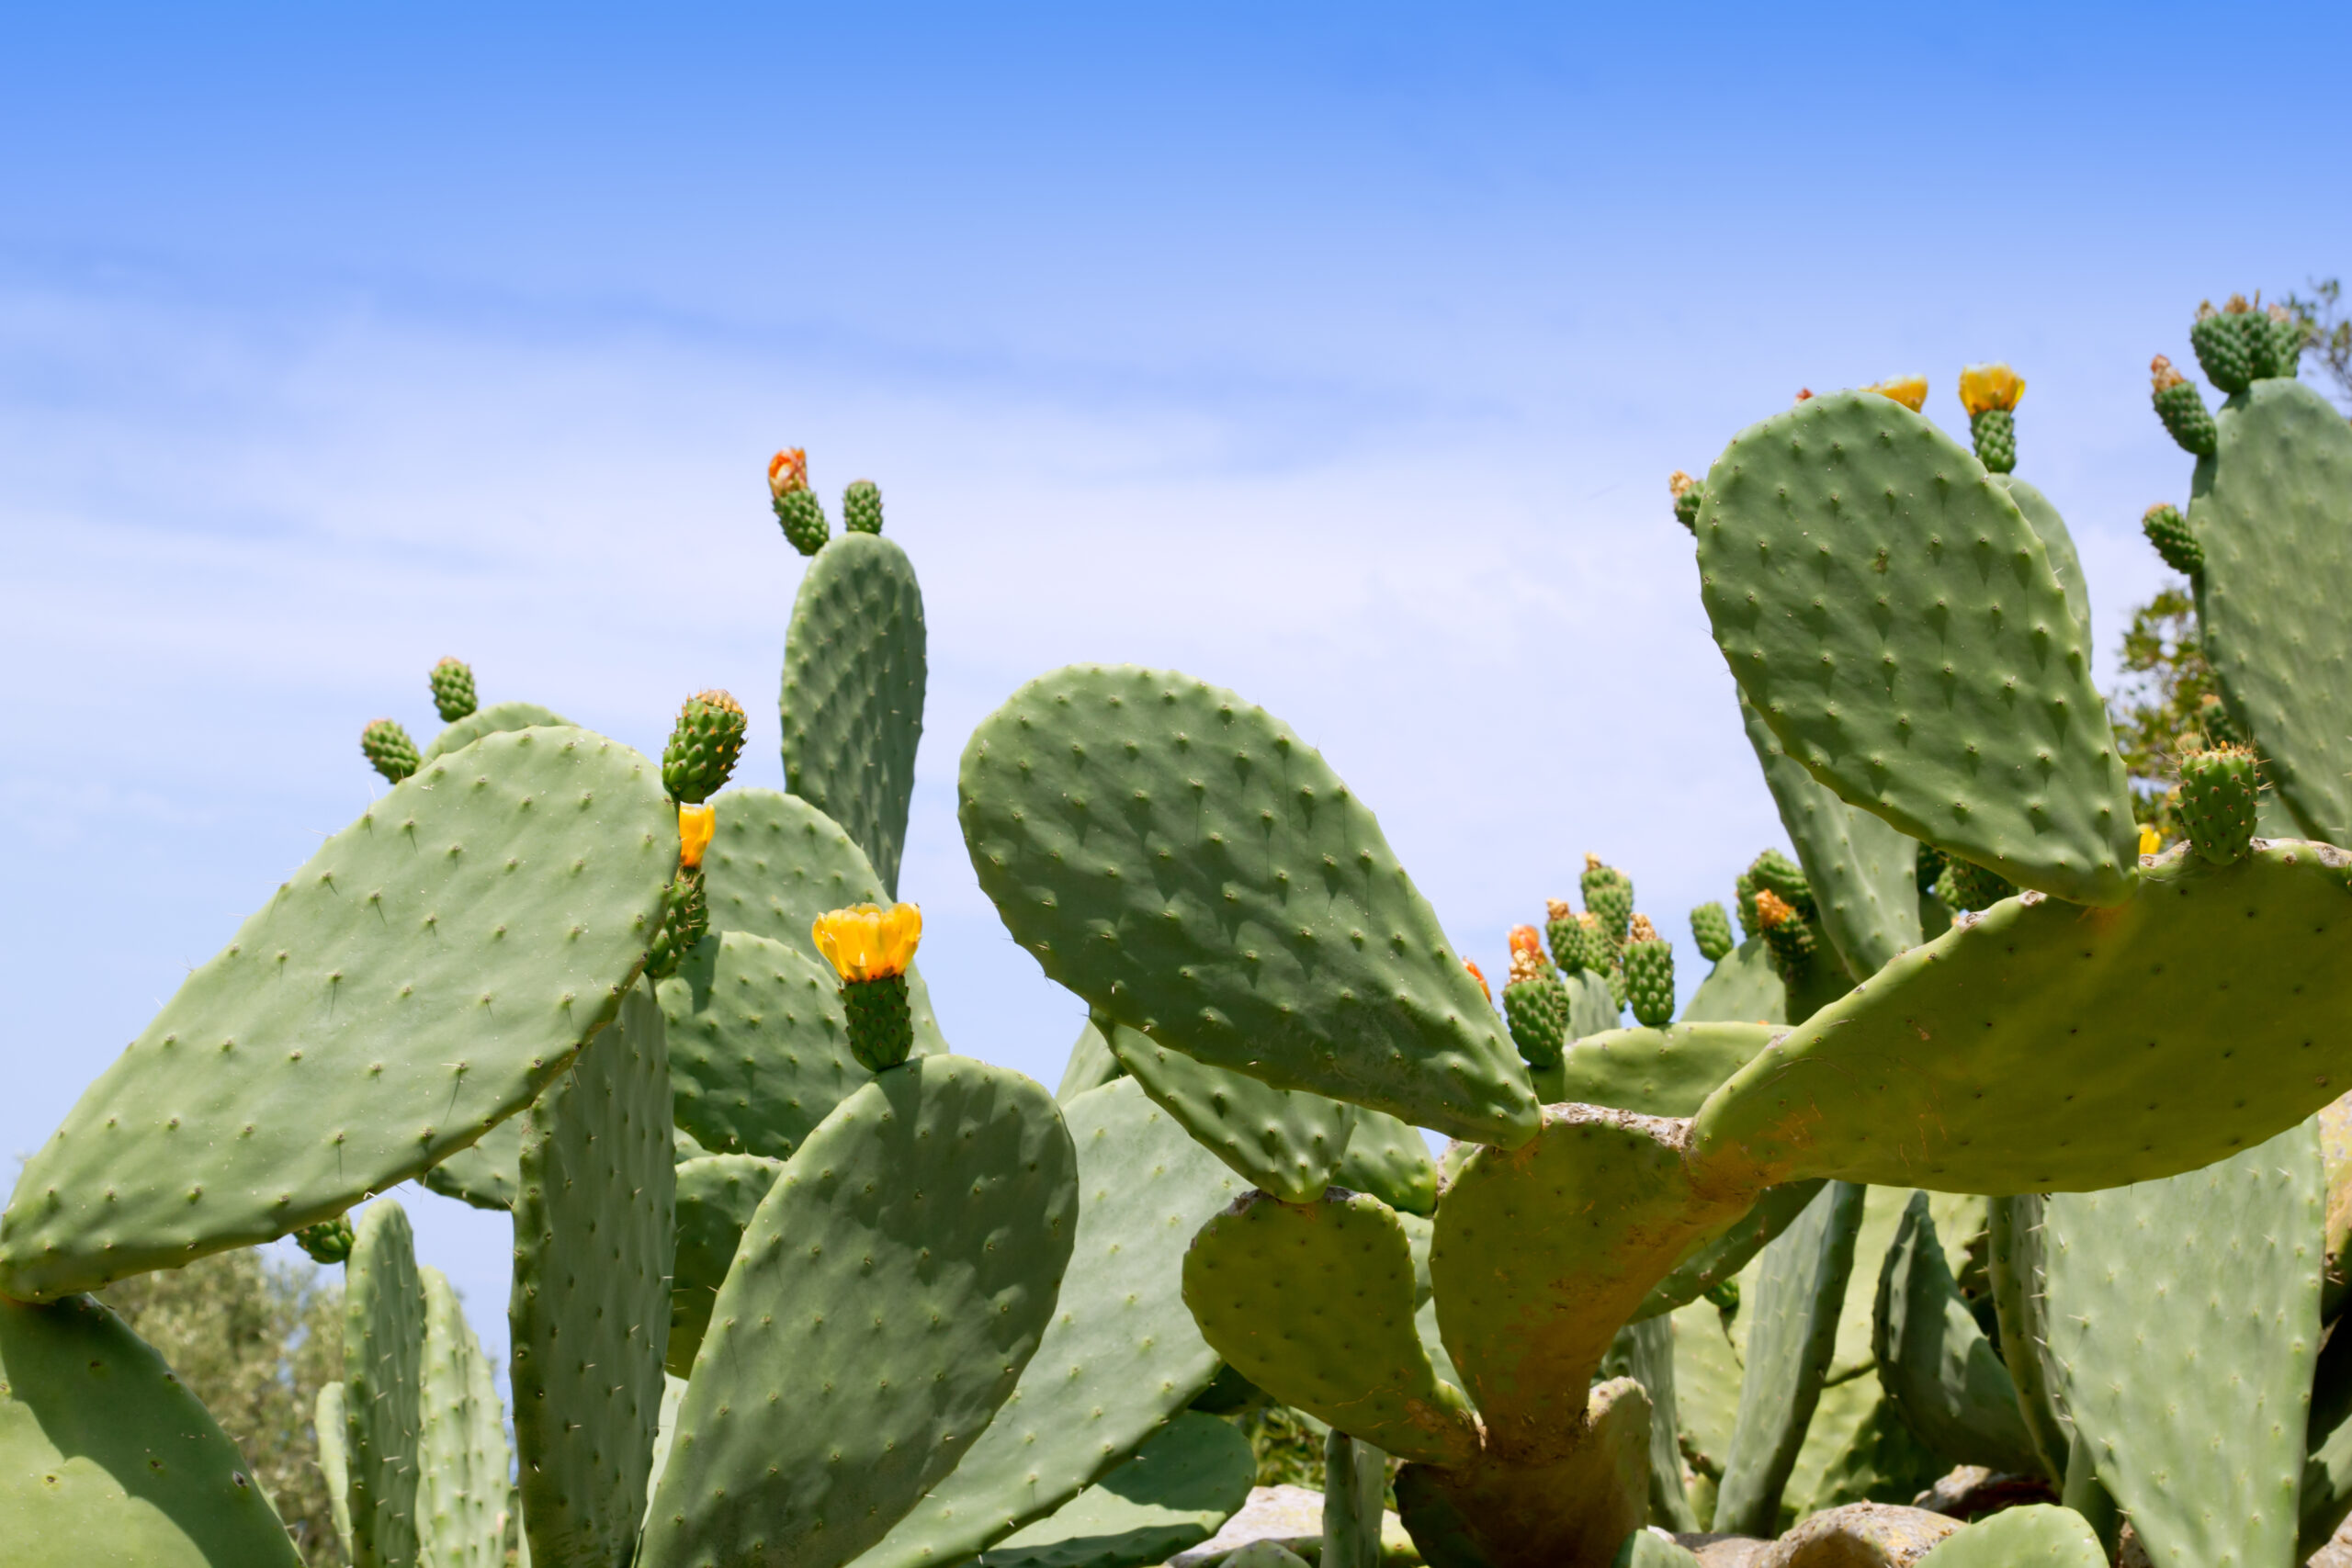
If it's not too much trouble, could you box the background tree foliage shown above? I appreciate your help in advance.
[98,1247,346,1565]
[2106,585,2217,840]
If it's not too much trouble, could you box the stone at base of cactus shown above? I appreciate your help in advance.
[2177,744,2258,864]
[843,479,884,535]
[775,488,831,555]
[360,717,421,784]
[1969,409,2017,473]
[296,1213,356,1264]
[1935,857,2016,913]
[2142,503,2202,578]
[429,657,478,723]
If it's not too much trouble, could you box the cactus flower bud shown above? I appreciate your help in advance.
[360,718,421,784]
[662,689,748,805]
[1865,376,1929,412]
[1622,914,1674,1027]
[677,802,716,871]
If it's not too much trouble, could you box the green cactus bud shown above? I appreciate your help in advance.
[843,478,884,535]
[812,903,922,1072]
[2177,743,2260,864]
[1606,964,1629,1010]
[427,657,478,723]
[1501,959,1571,1070]
[2190,298,2256,393]
[1670,471,1704,533]
[1959,364,2025,475]
[1689,901,1734,963]
[1545,898,1590,975]
[1934,857,2016,912]
[2141,503,2202,578]
[644,867,707,982]
[359,717,420,784]
[1755,889,1816,978]
[775,488,829,555]
[1582,854,1634,947]
[2258,302,2309,379]
[2150,355,2218,455]
[661,688,748,804]
[295,1213,355,1265]
[1623,915,1675,1028]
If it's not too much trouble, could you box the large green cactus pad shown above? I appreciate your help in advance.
[661,930,875,1160]
[1688,842,2352,1195]
[1709,1180,1863,1535]
[510,984,674,1568]
[2190,378,2352,844]
[424,699,572,762]
[417,1267,508,1568]
[667,1153,785,1377]
[1697,390,2136,904]
[1736,694,1921,977]
[1679,937,1785,1026]
[1102,1018,1352,1202]
[1871,1192,2039,1476]
[2043,1119,2321,1568]
[1546,1024,1780,1117]
[958,665,1537,1145]
[1630,1177,1827,1325]
[1430,1107,1747,1464]
[641,1056,1080,1568]
[1598,1315,1698,1530]
[1338,1109,1441,1216]
[1996,477,2091,644]
[856,1078,1241,1568]
[1915,1506,2104,1567]
[420,1118,523,1212]
[1056,1021,1125,1103]
[0,728,673,1299]
[699,786,945,1054]
[974,1413,1255,1568]
[1985,1195,2070,1482]
[344,1200,424,1568]
[780,533,927,897]
[0,1293,303,1567]
[1183,1189,1480,1466]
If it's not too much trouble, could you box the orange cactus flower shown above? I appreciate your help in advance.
[677,802,717,870]
[768,447,809,500]
[811,902,922,982]
[1463,959,1492,1004]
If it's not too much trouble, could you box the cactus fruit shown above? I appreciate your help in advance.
[1957,363,2024,474]
[1933,856,2015,912]
[1101,1014,1352,1202]
[1689,841,2352,1195]
[957,665,1538,1146]
[295,1213,356,1264]
[2177,742,2259,863]
[1544,897,1591,974]
[1340,1108,1442,1216]
[2189,296,2261,393]
[360,717,421,783]
[0,1292,307,1566]
[2150,354,2219,455]
[2181,377,2352,844]
[1622,915,1674,1027]
[639,1056,1080,1568]
[1548,1023,1780,1118]
[1582,853,1634,949]
[1669,470,1704,533]
[1696,389,2136,906]
[1754,888,1816,976]
[1500,927,1571,1068]
[421,699,571,764]
[863,1078,1243,1568]
[1864,375,1928,412]
[781,532,928,896]
[0,728,675,1302]
[428,657,478,723]
[662,689,747,804]
[1689,901,1734,963]
[770,446,831,555]
[2142,502,2203,577]
[843,478,884,535]
[812,901,922,1072]
[510,984,675,1568]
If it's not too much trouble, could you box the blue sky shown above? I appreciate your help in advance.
[6,3,2349,1375]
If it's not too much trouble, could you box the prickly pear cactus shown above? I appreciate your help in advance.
[957,665,1537,1145]
[344,1201,425,1568]
[661,689,747,805]
[360,717,421,783]
[2177,743,2259,863]
[667,1153,784,1376]
[429,658,479,723]
[2142,502,2203,578]
[1100,1016,1352,1202]
[1622,915,1675,1028]
[1689,901,1734,963]
[421,699,571,763]
[0,728,674,1300]
[416,1267,508,1568]
[842,478,884,535]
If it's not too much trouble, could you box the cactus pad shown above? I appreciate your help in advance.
[0,728,673,1299]
[1056,1020,1125,1103]
[1870,1192,2040,1476]
[422,699,571,762]
[667,1153,784,1377]
[1697,390,2136,905]
[1335,1108,1441,1216]
[1679,937,1785,1027]
[429,657,479,723]
[1913,1506,2104,1566]
[1994,476,2090,643]
[959,665,1537,1145]
[1689,841,2352,1196]
[344,1200,424,1568]
[1103,1020,1350,1202]
[973,1413,1255,1568]
[698,785,947,1055]
[0,1292,303,1566]
[510,984,674,1568]
[855,1077,1241,1568]
[417,1267,508,1568]
[420,1117,523,1212]
[640,1056,1080,1568]
[2042,1119,2322,1568]
[1183,1189,1480,1466]
[1621,920,1675,1028]
[780,533,926,897]
[1430,1106,1748,1463]
[1393,1378,1652,1568]
[2188,378,2352,844]
[1548,1023,1780,1117]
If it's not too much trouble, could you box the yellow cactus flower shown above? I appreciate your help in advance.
[1866,376,1929,412]
[1463,958,1491,1004]
[1668,470,1698,500]
[812,902,922,982]
[768,447,809,500]
[677,802,716,870]
[1958,364,2026,417]
[2139,824,2161,858]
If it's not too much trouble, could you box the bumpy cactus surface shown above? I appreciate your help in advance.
[427,656,478,723]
